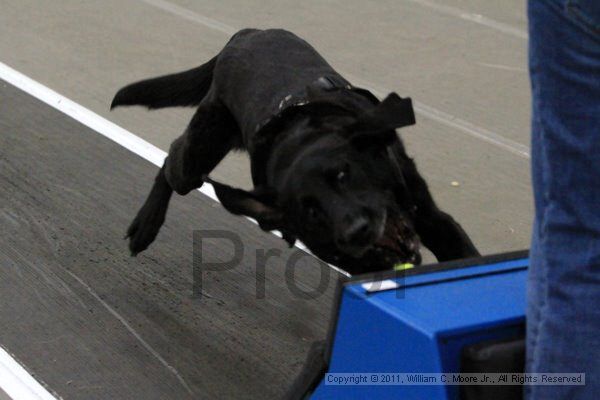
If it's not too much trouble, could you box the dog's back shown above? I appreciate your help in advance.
[112,29,345,144]
[212,29,342,139]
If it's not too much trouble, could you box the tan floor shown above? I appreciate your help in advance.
[0,0,532,258]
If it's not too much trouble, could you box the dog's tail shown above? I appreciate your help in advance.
[110,55,218,110]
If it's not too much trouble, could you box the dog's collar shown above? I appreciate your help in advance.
[276,76,349,110]
[273,76,374,111]
[253,75,378,135]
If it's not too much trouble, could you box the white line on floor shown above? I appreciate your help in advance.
[135,0,531,159]
[139,0,235,35]
[63,270,193,395]
[0,346,58,400]
[343,75,531,159]
[477,62,527,73]
[403,0,528,39]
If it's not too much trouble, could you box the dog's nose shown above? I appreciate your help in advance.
[340,216,371,247]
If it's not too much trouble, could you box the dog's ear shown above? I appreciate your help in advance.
[203,176,285,232]
[347,93,416,146]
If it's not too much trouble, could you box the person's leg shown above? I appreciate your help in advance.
[527,1,600,399]
[526,10,551,396]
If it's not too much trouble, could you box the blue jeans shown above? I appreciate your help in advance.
[527,1,600,399]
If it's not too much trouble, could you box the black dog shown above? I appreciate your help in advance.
[111,29,479,274]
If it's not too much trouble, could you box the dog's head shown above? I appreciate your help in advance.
[206,93,421,273]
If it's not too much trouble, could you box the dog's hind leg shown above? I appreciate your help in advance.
[126,102,241,255]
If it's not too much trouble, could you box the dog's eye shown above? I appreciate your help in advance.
[336,165,350,184]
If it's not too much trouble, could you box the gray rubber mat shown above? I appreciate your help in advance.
[0,80,339,399]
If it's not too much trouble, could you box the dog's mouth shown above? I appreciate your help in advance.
[371,215,422,265]
[309,212,422,272]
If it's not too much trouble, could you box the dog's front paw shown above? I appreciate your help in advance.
[125,203,167,256]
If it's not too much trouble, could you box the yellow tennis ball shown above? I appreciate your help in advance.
[394,262,415,271]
